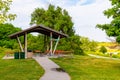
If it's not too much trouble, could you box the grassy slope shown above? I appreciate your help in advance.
[51,55,120,80]
[0,53,44,80]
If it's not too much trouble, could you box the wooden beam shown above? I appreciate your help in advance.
[53,35,60,55]
[17,36,24,52]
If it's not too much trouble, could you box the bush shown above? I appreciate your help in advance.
[74,48,85,55]
[111,53,120,59]
[0,47,12,58]
[117,53,120,58]
[99,46,107,54]
[104,53,110,57]
[58,35,85,55]
[112,54,118,58]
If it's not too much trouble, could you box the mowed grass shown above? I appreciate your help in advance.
[0,53,44,80]
[51,55,120,80]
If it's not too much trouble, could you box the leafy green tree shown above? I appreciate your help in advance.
[80,37,98,52]
[69,35,83,55]
[80,37,90,51]
[27,34,44,51]
[57,35,84,55]
[96,0,120,43]
[0,0,16,23]
[99,46,107,54]
[89,41,98,51]
[0,23,21,49]
[30,4,74,51]
[30,4,74,36]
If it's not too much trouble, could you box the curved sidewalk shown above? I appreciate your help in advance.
[33,56,70,80]
[88,54,120,60]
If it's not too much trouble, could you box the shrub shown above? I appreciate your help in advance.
[58,35,85,55]
[112,54,118,58]
[99,46,107,54]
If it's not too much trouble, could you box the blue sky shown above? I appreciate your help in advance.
[80,0,95,5]
[10,0,111,42]
[39,0,96,6]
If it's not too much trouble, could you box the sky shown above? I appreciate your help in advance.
[10,0,112,42]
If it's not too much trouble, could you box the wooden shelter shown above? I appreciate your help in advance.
[9,25,68,57]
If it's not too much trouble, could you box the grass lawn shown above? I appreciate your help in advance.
[0,53,44,80]
[51,55,120,80]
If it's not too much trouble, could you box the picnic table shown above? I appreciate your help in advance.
[33,50,42,56]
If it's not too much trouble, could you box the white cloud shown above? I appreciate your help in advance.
[79,0,88,4]
[10,0,47,29]
[10,0,112,42]
[50,0,66,6]
[64,0,112,41]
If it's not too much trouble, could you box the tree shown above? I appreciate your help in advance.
[30,4,74,36]
[0,0,16,23]
[80,36,98,52]
[0,23,21,49]
[96,0,120,43]
[27,34,44,51]
[89,41,98,51]
[57,35,84,55]
[30,4,74,51]
[99,46,107,54]
[69,35,83,55]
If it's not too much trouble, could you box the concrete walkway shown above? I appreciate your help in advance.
[33,56,70,80]
[2,55,14,59]
[88,54,120,60]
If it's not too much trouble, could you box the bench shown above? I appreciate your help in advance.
[45,50,74,58]
[5,50,14,57]
[33,50,42,56]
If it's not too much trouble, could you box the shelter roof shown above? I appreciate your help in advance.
[9,25,68,39]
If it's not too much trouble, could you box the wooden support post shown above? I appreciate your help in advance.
[24,32,27,58]
[50,32,53,56]
[17,36,24,52]
[53,35,60,55]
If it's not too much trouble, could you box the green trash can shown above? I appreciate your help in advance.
[14,52,19,59]
[20,52,25,59]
